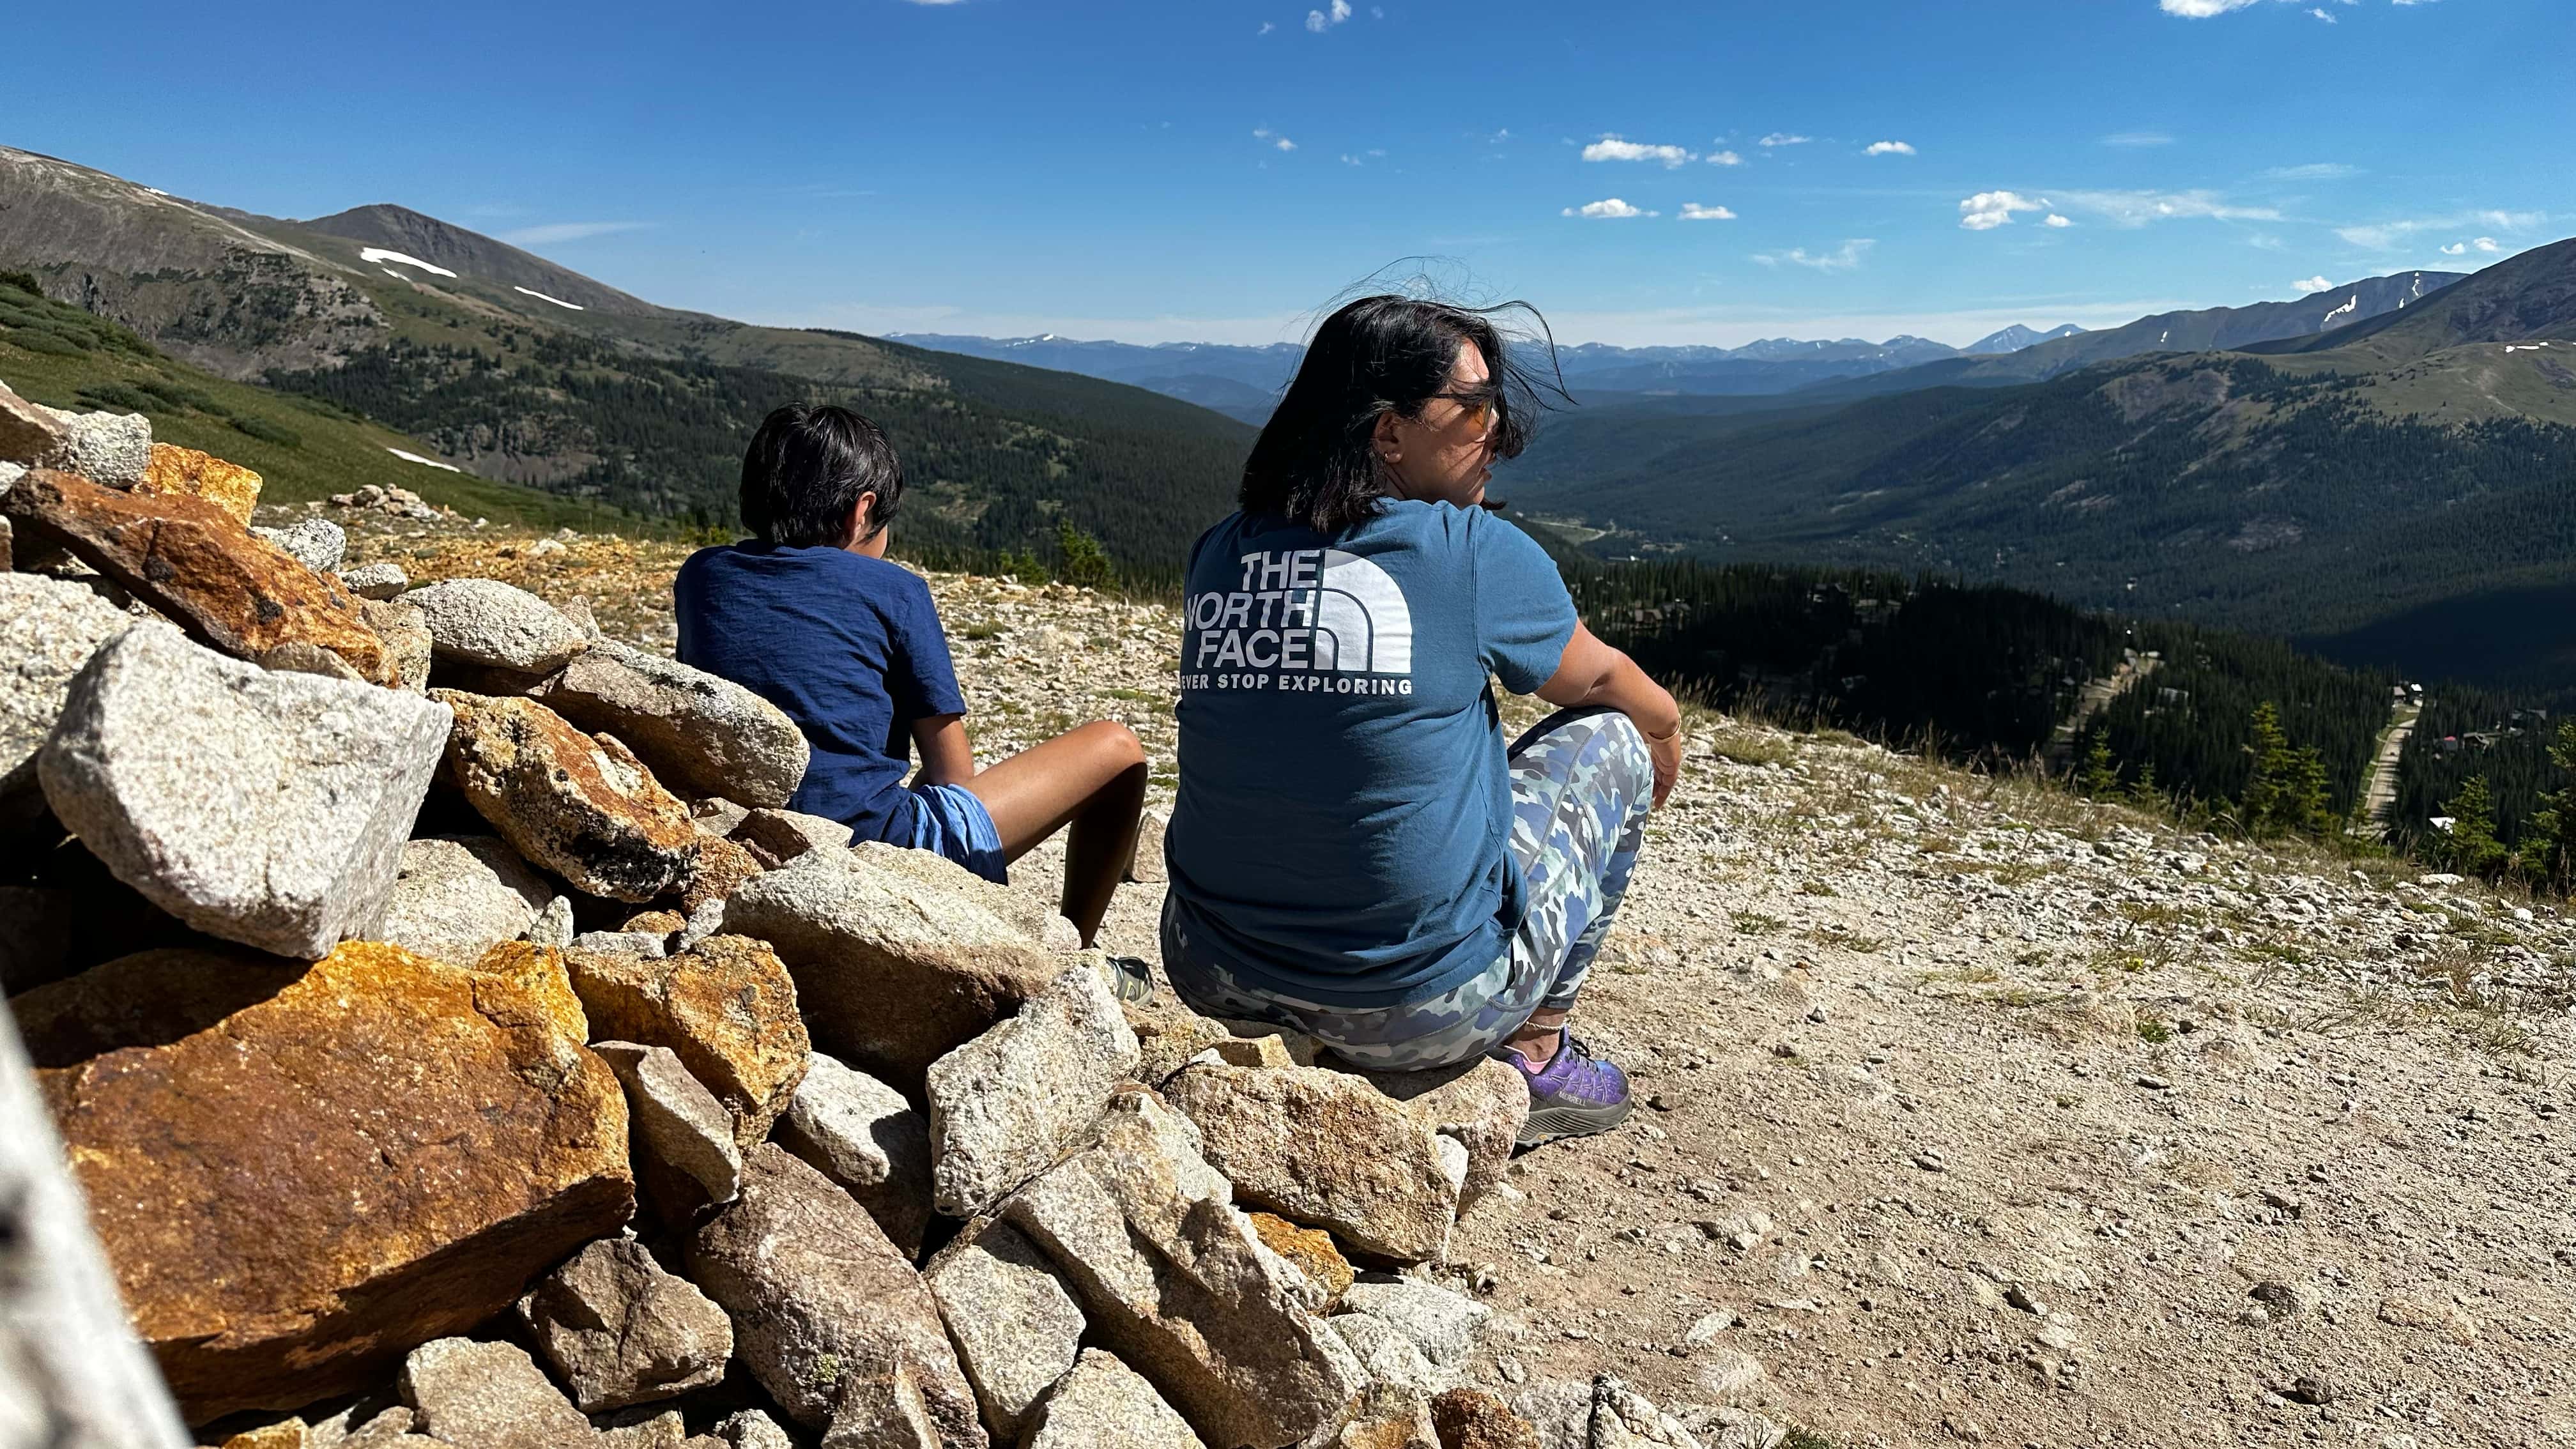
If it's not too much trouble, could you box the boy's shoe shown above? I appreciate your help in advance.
[1501,1029,1633,1148]
[1098,953,1156,1004]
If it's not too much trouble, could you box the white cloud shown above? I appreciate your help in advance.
[2045,213,2074,228]
[2264,162,2359,179]
[2310,7,2338,21]
[2473,235,2501,252]
[1706,150,1744,167]
[2101,131,2174,148]
[1958,190,2050,231]
[2053,189,2283,226]
[1305,0,1351,31]
[2439,241,2466,255]
[1758,133,1811,148]
[1563,198,1654,219]
[1258,20,1273,34]
[1340,153,1363,165]
[1864,141,1917,157]
[1253,126,1296,151]
[1678,203,1738,221]
[2159,0,2263,14]
[2336,210,2543,249]
[1583,136,1696,167]
[2294,275,2334,293]
[1276,137,1296,151]
[500,221,656,245]
[1752,239,1874,272]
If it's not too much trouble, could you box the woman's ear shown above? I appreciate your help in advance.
[1371,411,1404,468]
[843,493,875,547]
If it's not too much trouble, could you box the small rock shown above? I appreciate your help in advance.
[1682,1309,1737,1348]
[0,572,132,816]
[378,836,555,966]
[518,1238,732,1412]
[360,597,433,693]
[567,935,810,1147]
[1430,1388,1543,1449]
[774,1050,935,1258]
[2136,1075,2171,1091]
[1123,988,1234,1087]
[137,442,261,526]
[2285,1373,2336,1406]
[532,641,809,808]
[1019,1348,1207,1449]
[398,1337,594,1449]
[2260,1188,2305,1216]
[0,378,72,464]
[436,691,700,902]
[529,894,577,948]
[1343,1057,1530,1213]
[723,844,1062,1092]
[408,578,591,674]
[2004,1284,2046,1315]
[1333,1312,1451,1401]
[595,1041,744,1210]
[728,806,854,868]
[1696,1346,1767,1400]
[924,1218,1087,1439]
[691,796,752,837]
[337,561,411,599]
[1123,808,1168,884]
[252,518,346,574]
[1340,1280,1489,1370]
[1164,1061,1460,1264]
[1247,1210,1354,1312]
[38,625,451,958]
[573,930,670,959]
[1002,1087,1363,1448]
[4,470,395,683]
[686,1145,983,1441]
[26,402,150,485]
[927,961,1142,1218]
[713,1410,795,1449]
[2248,1281,2304,1319]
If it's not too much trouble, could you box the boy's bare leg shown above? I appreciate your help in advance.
[958,721,1148,946]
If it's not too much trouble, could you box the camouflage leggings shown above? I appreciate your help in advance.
[1162,707,1653,1070]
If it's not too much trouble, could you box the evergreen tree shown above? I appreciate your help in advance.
[2513,721,2576,888]
[2287,744,2333,837]
[2240,702,2294,836]
[2441,775,2510,878]
[1054,521,1116,590]
[2078,733,2120,798]
[2126,760,2161,811]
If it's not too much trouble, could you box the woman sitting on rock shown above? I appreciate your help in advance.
[676,404,1148,951]
[1163,295,1683,1146]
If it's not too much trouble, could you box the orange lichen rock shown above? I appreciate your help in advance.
[138,441,263,526]
[15,941,632,1422]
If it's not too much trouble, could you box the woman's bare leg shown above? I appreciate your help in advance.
[959,721,1147,946]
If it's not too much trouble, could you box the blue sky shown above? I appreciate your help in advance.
[6,0,2567,347]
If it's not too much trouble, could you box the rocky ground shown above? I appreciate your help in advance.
[333,502,2576,1449]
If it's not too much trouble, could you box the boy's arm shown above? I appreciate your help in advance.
[911,714,976,786]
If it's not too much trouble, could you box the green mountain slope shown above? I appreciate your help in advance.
[1506,241,2576,682]
[0,145,1254,575]
[0,273,657,531]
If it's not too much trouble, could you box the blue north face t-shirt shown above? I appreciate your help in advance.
[673,542,966,840]
[1165,500,1579,1010]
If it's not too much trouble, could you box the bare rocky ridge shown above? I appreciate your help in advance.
[4,408,2573,1448]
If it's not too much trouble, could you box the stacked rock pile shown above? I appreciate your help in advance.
[0,385,1736,1449]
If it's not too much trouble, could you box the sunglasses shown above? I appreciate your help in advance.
[1429,386,1506,434]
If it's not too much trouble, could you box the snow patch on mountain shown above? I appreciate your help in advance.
[358,247,457,279]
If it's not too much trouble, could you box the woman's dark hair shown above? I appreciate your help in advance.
[739,404,905,547]
[1239,293,1565,533]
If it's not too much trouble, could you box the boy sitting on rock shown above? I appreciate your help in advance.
[677,404,1148,949]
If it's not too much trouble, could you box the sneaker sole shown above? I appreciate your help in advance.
[1517,1095,1636,1149]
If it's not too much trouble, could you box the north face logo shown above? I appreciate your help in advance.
[1181,548,1416,693]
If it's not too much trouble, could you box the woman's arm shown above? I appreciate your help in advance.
[911,714,977,788]
[1535,622,1683,806]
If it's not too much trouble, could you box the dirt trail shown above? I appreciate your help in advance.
[2044,656,2163,769]
[2355,704,2424,839]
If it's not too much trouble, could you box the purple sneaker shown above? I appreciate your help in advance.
[1500,1029,1633,1147]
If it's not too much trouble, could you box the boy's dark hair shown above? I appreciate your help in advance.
[1240,293,1564,534]
[739,404,905,547]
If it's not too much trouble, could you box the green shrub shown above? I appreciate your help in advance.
[2,327,84,357]
[0,268,40,298]
[75,383,158,415]
[231,415,303,448]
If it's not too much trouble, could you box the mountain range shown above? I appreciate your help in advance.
[0,144,1252,572]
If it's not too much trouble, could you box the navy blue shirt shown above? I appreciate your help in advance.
[674,542,965,840]
[1165,502,1578,1010]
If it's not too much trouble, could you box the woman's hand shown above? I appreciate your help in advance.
[1644,718,1683,809]
[1537,624,1685,808]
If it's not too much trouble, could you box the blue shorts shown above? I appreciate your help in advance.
[896,781,1009,885]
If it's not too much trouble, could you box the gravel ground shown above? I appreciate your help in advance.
[351,508,2576,1449]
